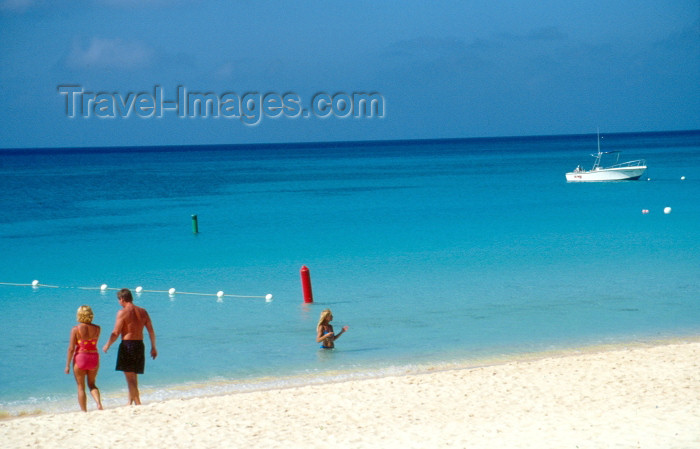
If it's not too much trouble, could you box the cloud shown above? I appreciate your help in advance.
[654,18,700,51]
[385,36,469,59]
[500,26,568,42]
[66,37,154,71]
[0,0,36,12]
[94,0,185,8]
[382,28,567,67]
[2,0,180,13]
[526,26,568,41]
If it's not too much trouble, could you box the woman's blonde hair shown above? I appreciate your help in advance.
[76,305,94,324]
[318,309,332,327]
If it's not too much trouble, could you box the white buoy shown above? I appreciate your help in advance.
[647,177,651,181]
[168,288,176,295]
[135,286,143,294]
[217,291,224,298]
[32,280,39,287]
[100,284,108,291]
[265,293,273,302]
[681,176,686,180]
[664,207,672,214]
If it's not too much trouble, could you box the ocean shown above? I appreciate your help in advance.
[1,130,699,414]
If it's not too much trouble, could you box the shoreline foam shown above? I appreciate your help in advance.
[2,339,698,448]
[4,335,698,417]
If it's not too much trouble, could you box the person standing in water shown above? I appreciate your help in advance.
[316,308,349,349]
[103,288,157,405]
[65,305,103,411]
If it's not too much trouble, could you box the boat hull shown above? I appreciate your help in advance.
[565,166,647,182]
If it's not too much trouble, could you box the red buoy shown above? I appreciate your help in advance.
[300,265,313,303]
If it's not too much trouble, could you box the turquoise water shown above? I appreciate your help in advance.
[1,131,699,413]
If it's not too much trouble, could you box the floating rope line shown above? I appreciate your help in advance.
[0,281,273,302]
[0,281,60,288]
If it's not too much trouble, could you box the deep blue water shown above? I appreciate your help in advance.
[1,131,699,413]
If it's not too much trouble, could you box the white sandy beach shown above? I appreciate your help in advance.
[2,341,699,449]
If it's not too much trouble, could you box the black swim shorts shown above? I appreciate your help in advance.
[116,340,145,374]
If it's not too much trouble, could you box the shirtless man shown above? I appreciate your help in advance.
[103,288,157,405]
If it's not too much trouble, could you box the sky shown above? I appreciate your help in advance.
[1,1,698,149]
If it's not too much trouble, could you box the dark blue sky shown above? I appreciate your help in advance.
[1,1,698,148]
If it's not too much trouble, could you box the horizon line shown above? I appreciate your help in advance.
[2,128,698,153]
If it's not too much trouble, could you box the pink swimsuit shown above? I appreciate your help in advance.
[74,337,99,371]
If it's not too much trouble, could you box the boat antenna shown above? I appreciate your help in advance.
[590,128,603,170]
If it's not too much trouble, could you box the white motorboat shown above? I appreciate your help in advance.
[565,131,646,182]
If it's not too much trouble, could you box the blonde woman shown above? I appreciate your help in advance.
[65,305,103,411]
[316,308,349,349]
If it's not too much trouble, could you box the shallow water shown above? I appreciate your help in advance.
[1,131,698,413]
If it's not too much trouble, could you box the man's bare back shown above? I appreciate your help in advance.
[116,304,149,340]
